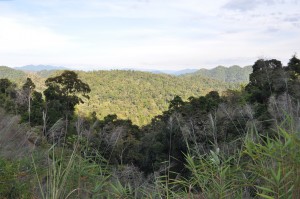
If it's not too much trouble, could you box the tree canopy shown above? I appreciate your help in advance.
[44,70,91,125]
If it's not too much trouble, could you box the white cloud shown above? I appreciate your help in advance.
[0,17,70,53]
[0,0,299,69]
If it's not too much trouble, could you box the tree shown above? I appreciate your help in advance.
[287,54,300,75]
[245,59,285,103]
[22,78,36,125]
[30,91,44,126]
[205,91,221,111]
[44,70,91,125]
[245,59,288,129]
[0,78,13,96]
[286,55,300,98]
[0,78,17,112]
[169,95,184,110]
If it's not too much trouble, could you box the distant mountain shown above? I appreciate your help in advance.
[157,69,198,75]
[122,67,251,78]
[182,65,252,83]
[121,68,198,75]
[14,65,68,71]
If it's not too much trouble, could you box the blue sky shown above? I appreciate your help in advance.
[0,0,299,70]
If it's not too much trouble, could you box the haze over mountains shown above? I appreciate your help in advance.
[14,65,68,71]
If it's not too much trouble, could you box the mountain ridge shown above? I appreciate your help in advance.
[14,64,68,71]
[181,65,252,83]
[12,65,251,79]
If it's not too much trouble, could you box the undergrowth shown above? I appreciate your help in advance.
[1,113,299,199]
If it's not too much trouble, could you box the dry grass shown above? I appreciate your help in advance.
[0,108,34,158]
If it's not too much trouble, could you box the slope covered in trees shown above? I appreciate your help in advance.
[1,68,238,125]
[183,65,252,83]
[76,70,234,125]
[0,66,27,81]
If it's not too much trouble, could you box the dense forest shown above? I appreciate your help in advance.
[1,56,300,198]
[0,66,245,125]
[182,65,252,83]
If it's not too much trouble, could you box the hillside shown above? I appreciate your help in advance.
[0,66,27,80]
[1,67,241,125]
[76,70,234,125]
[183,65,252,83]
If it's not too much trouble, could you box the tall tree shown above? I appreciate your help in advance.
[22,78,36,125]
[245,59,285,103]
[0,78,17,112]
[0,78,13,96]
[287,55,300,75]
[169,95,184,110]
[44,70,91,125]
[286,55,300,98]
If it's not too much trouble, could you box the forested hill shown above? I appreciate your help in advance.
[182,65,252,83]
[0,67,244,125]
[0,66,47,91]
[76,70,234,125]
[0,66,27,80]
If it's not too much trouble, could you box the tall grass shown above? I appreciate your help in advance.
[2,101,300,198]
[32,128,113,199]
[176,115,300,199]
[244,125,300,198]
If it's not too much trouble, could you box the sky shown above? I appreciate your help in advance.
[0,0,299,70]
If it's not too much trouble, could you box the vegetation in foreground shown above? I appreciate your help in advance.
[0,55,300,198]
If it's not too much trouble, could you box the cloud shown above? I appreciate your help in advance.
[223,0,300,11]
[0,0,299,69]
[0,17,70,52]
[223,0,262,11]
[284,14,300,22]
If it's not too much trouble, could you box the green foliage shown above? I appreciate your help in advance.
[245,59,286,104]
[184,150,245,198]
[22,77,36,92]
[0,158,33,198]
[182,65,252,83]
[168,95,184,110]
[44,70,91,125]
[1,67,236,126]
[287,54,300,75]
[0,66,26,81]
[243,125,300,199]
[20,90,45,126]
[286,55,300,99]
[0,78,13,95]
[20,78,41,125]
[76,70,232,125]
[0,78,17,113]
